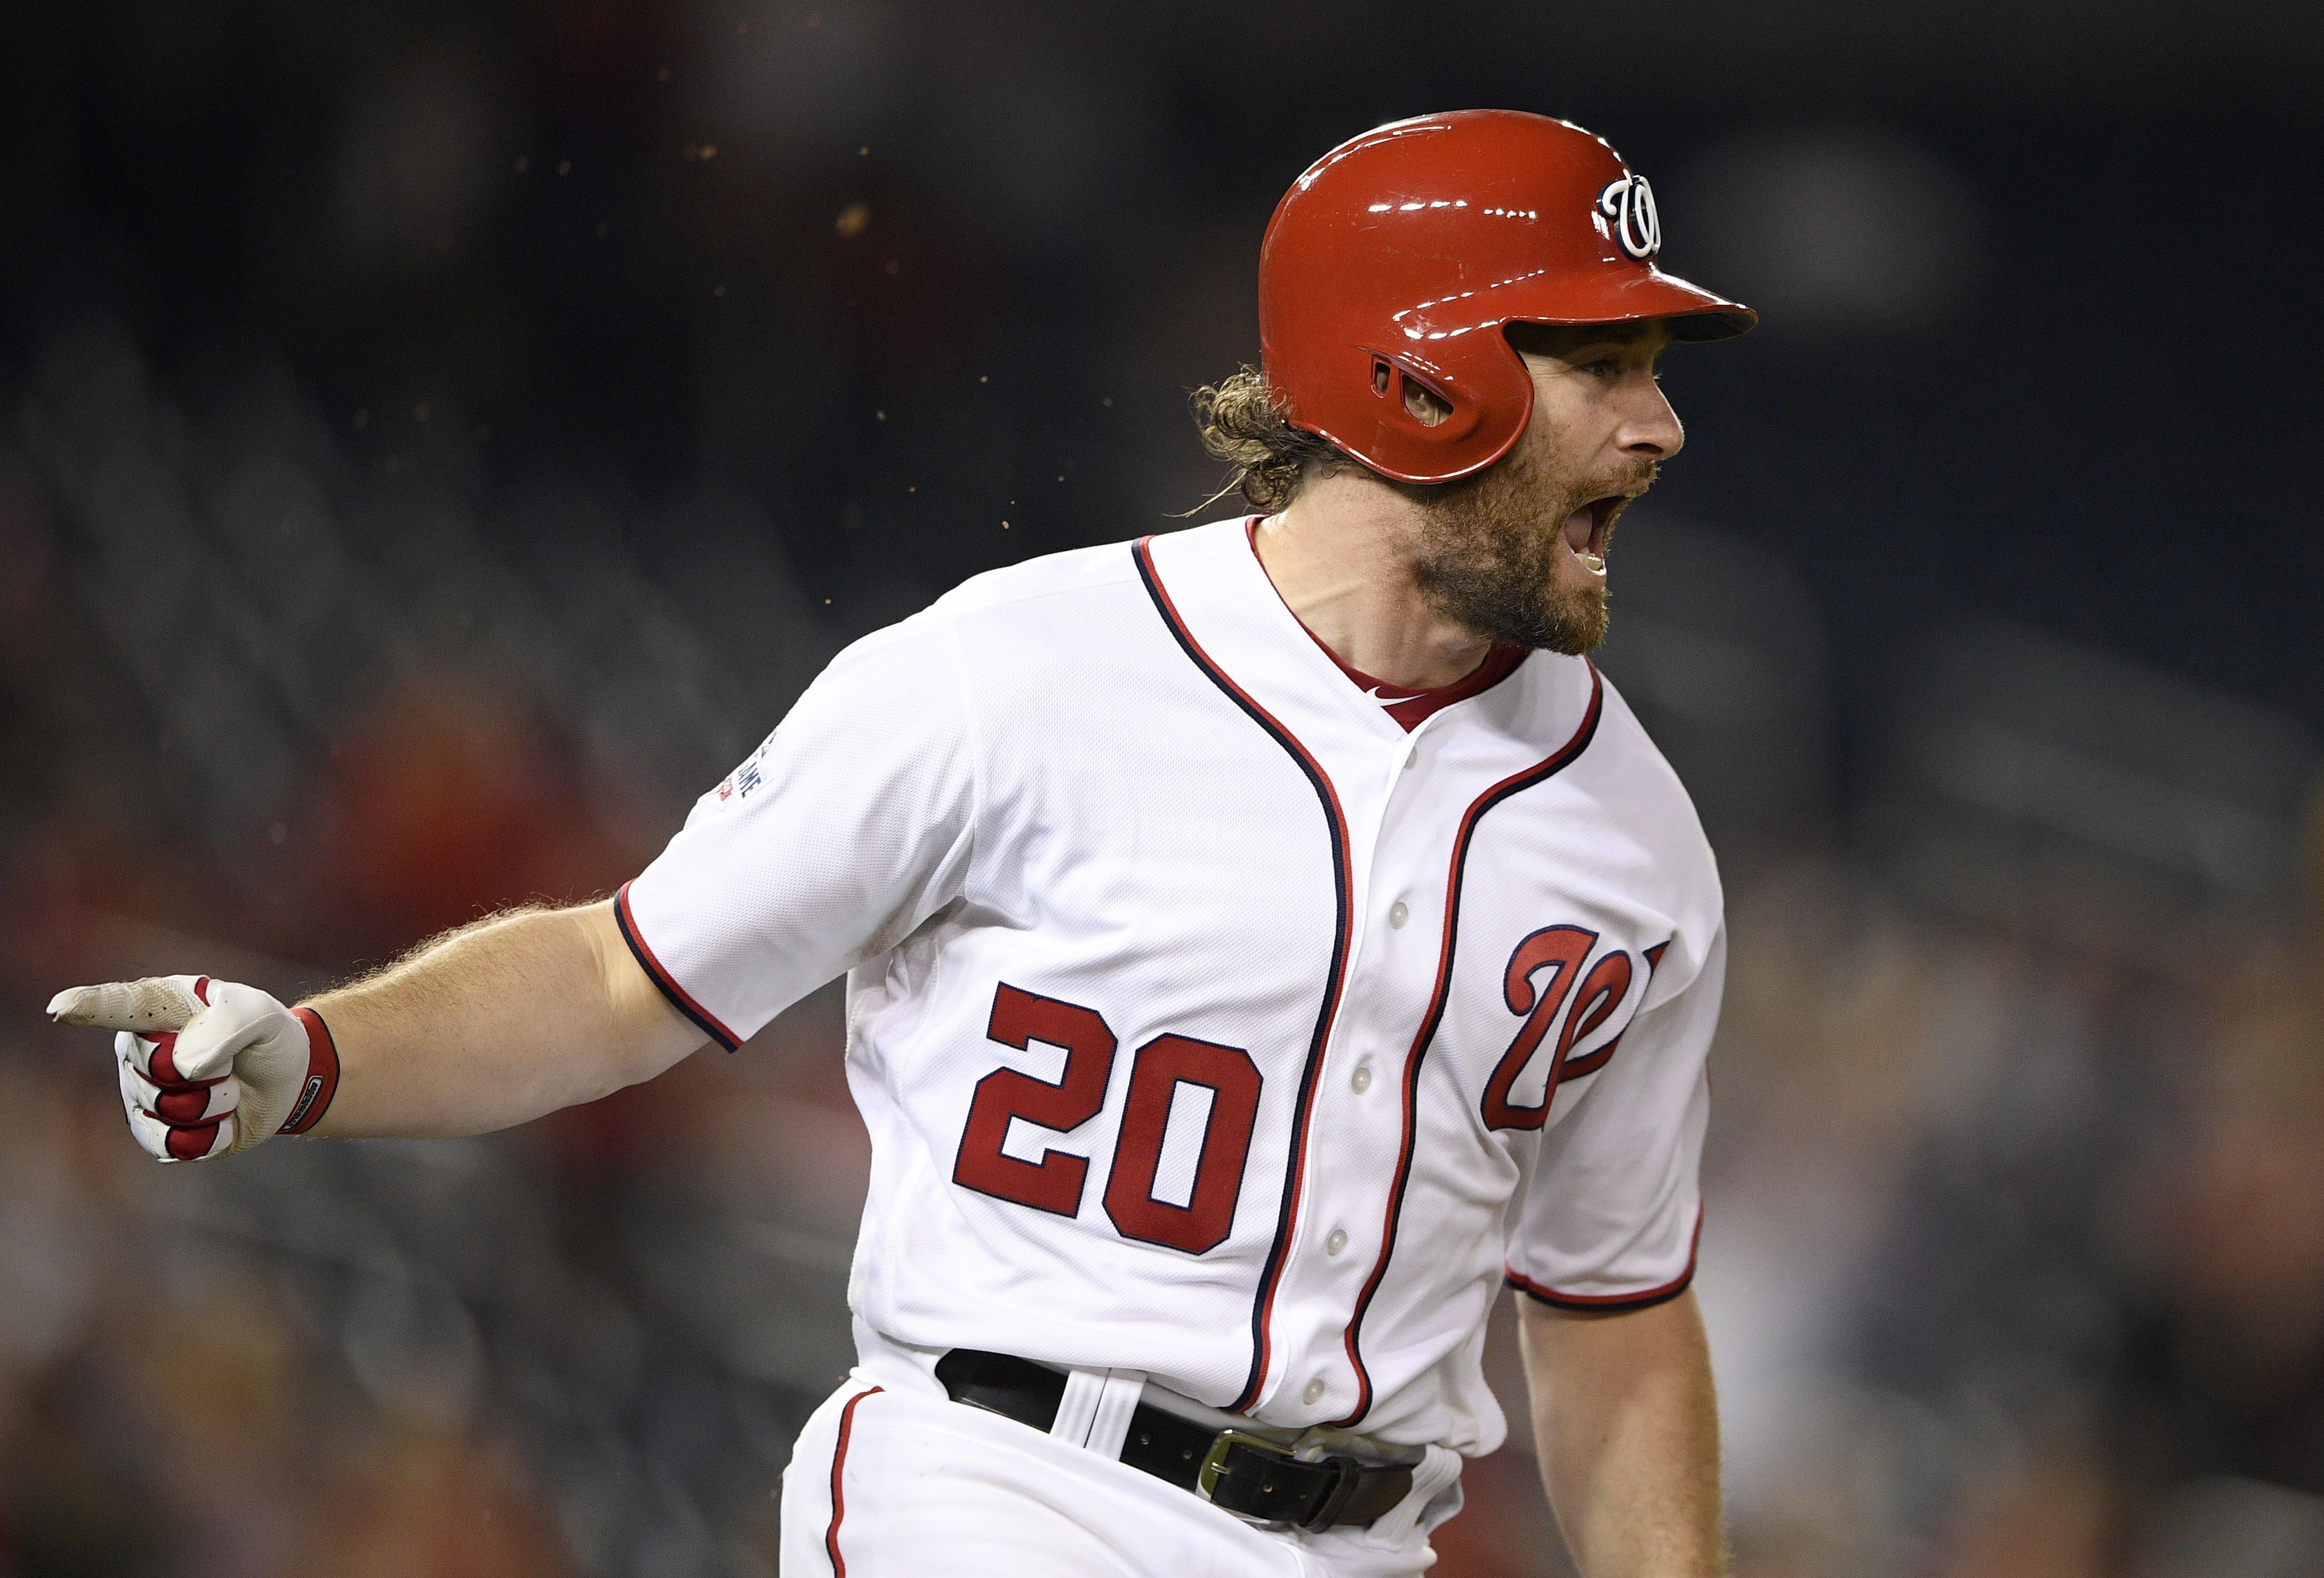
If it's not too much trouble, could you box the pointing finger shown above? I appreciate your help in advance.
[50,976,210,1035]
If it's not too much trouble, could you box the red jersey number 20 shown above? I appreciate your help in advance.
[952,983,1263,1255]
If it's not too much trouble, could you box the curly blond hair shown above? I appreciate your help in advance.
[1188,368,1348,512]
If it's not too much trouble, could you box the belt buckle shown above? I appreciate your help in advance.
[1197,1429,1361,1531]
[1196,1428,1293,1503]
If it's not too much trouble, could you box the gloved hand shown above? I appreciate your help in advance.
[48,974,341,1161]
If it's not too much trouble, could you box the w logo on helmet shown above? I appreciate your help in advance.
[1596,174,1661,261]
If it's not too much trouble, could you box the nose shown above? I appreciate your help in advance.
[1620,373,1685,461]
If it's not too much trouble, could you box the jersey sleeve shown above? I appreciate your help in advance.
[616,611,980,1049]
[1502,924,1724,1310]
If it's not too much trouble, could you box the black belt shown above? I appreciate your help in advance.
[934,1348,1416,1531]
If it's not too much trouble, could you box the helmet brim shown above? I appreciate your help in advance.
[1496,267,1756,342]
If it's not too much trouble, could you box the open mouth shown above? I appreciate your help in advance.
[1560,495,1625,577]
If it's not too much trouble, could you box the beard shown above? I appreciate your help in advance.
[1404,439,1647,656]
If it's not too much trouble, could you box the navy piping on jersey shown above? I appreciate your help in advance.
[1132,534,1355,1416]
[1333,662,1605,1428]
[615,881,744,1051]
[1504,1205,1704,1313]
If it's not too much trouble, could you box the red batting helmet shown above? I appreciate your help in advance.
[1258,110,1754,485]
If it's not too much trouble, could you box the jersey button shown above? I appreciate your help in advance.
[1388,900,1410,929]
[1325,1227,1348,1256]
[1350,1064,1372,1094]
[1303,1377,1326,1406]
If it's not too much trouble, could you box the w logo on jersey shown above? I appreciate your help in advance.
[1596,174,1660,261]
[1480,926,1667,1130]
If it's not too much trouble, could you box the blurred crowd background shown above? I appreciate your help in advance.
[3,2,2321,1575]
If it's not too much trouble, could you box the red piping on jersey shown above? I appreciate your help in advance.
[615,881,744,1051]
[1332,662,1605,1429]
[1505,1206,1703,1313]
[1133,534,1355,1416]
[824,1385,881,1576]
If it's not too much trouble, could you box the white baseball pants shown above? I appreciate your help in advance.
[778,1371,1464,1578]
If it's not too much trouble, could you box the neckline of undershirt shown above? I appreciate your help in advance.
[1245,517,1529,734]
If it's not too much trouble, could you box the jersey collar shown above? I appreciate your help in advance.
[1241,517,1530,735]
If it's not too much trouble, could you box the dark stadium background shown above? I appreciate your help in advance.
[3,4,2320,1574]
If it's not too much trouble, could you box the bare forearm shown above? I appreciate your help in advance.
[1519,1288,1725,1578]
[306,900,703,1138]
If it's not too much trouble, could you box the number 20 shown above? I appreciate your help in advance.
[951,983,1263,1255]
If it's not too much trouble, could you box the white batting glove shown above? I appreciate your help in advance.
[47,974,343,1162]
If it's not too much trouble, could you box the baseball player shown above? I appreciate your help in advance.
[52,111,1752,1576]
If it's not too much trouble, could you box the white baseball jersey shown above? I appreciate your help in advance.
[621,516,1723,1457]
